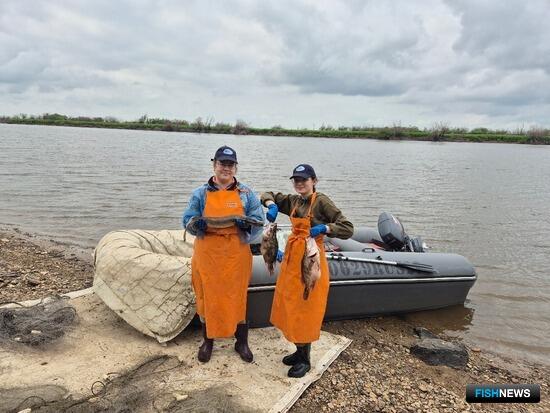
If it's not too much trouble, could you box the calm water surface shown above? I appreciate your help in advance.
[1,124,549,365]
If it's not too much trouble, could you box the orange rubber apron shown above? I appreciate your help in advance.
[270,192,330,343]
[191,188,253,339]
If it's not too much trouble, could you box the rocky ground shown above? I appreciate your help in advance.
[0,228,93,303]
[293,319,548,412]
[0,227,548,412]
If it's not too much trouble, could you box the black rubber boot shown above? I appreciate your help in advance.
[282,345,300,366]
[287,344,311,378]
[198,323,213,363]
[234,322,254,362]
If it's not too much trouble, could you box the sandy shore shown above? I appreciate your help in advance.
[0,227,547,412]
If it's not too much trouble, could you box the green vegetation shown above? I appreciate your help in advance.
[1,113,549,145]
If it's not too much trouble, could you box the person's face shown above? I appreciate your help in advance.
[292,176,316,196]
[213,160,237,183]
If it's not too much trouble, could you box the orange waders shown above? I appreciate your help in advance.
[191,189,253,339]
[270,192,330,343]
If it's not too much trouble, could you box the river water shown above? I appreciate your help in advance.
[1,124,549,366]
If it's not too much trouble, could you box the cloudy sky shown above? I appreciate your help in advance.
[1,0,549,129]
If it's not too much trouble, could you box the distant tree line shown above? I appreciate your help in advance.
[1,113,549,144]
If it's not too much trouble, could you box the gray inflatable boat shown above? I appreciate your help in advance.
[246,213,476,327]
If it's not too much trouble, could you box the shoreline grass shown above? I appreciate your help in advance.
[1,114,549,145]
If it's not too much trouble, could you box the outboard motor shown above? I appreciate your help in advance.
[377,212,406,250]
[377,212,426,252]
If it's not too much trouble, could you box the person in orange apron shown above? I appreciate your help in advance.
[183,146,264,363]
[261,164,354,378]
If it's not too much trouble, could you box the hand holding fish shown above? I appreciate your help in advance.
[266,204,278,222]
[235,218,251,232]
[184,215,263,241]
[196,218,207,231]
[309,224,328,238]
[190,217,208,239]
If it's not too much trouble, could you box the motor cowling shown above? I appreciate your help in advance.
[377,212,406,251]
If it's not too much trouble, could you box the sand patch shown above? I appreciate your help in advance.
[0,293,350,413]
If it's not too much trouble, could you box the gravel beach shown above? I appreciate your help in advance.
[0,227,547,412]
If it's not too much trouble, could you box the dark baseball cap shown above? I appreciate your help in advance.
[211,145,238,163]
[290,164,316,179]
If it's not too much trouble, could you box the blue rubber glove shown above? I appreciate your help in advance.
[310,224,328,238]
[235,218,251,232]
[276,250,284,262]
[196,218,207,232]
[266,204,278,222]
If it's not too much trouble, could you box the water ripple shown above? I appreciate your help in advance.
[1,123,550,365]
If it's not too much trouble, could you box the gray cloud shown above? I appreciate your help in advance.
[255,2,434,97]
[0,0,549,128]
[447,0,550,72]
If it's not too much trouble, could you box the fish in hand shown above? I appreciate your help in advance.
[301,237,321,300]
[261,223,278,276]
[184,215,263,241]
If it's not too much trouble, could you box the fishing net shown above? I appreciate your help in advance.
[93,230,195,343]
[7,355,258,413]
[0,298,77,346]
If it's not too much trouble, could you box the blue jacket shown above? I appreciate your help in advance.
[182,180,265,244]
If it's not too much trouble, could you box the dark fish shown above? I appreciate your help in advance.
[261,223,278,275]
[184,215,263,241]
[301,237,321,300]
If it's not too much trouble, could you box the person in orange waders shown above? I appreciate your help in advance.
[261,164,354,378]
[183,146,264,363]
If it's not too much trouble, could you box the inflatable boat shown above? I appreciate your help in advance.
[93,213,476,342]
[246,213,477,327]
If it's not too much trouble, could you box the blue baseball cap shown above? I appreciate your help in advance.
[290,164,316,179]
[211,145,238,163]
